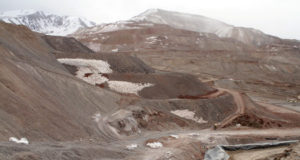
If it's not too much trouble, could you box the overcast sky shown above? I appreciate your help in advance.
[1,0,300,40]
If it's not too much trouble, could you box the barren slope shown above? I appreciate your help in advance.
[1,21,300,160]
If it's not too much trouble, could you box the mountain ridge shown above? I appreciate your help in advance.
[0,9,96,36]
[131,8,280,46]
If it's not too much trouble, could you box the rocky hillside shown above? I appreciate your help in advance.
[0,9,96,36]
[71,20,254,53]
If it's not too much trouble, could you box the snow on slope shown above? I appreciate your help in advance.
[0,9,96,36]
[57,58,154,95]
[57,58,112,85]
[107,81,154,95]
[171,109,207,124]
[146,142,163,149]
[132,9,276,46]
[9,137,29,145]
[73,20,147,36]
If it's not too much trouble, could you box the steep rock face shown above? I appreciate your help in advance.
[0,9,96,36]
[132,9,280,46]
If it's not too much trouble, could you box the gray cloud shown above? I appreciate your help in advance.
[1,0,300,39]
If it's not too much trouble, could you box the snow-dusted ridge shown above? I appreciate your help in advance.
[73,20,147,37]
[131,8,234,36]
[131,8,275,46]
[72,8,275,46]
[0,9,96,36]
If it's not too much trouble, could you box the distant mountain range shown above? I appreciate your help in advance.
[0,9,96,36]
[1,8,297,47]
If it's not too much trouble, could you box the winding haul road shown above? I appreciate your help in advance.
[217,88,246,128]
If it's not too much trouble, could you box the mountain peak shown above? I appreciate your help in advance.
[132,8,233,35]
[0,10,96,36]
[131,8,274,46]
[131,8,162,21]
[0,9,41,18]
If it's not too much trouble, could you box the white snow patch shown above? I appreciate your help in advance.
[57,58,155,96]
[9,137,29,145]
[146,36,157,40]
[75,22,140,35]
[57,58,112,85]
[76,67,108,85]
[57,58,112,74]
[265,64,277,72]
[170,134,179,139]
[188,133,201,136]
[171,109,207,124]
[126,144,138,150]
[146,36,158,43]
[92,113,101,122]
[111,48,119,52]
[108,81,154,95]
[136,23,154,27]
[101,35,110,40]
[146,142,163,149]
[87,42,102,52]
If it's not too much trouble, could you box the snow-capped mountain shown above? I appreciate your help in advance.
[0,9,96,36]
[132,9,278,46]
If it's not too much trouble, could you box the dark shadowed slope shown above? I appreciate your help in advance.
[41,35,95,53]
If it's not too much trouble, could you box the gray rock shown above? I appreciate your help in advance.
[204,146,229,160]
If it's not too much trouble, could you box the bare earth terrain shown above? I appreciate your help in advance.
[1,8,300,160]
